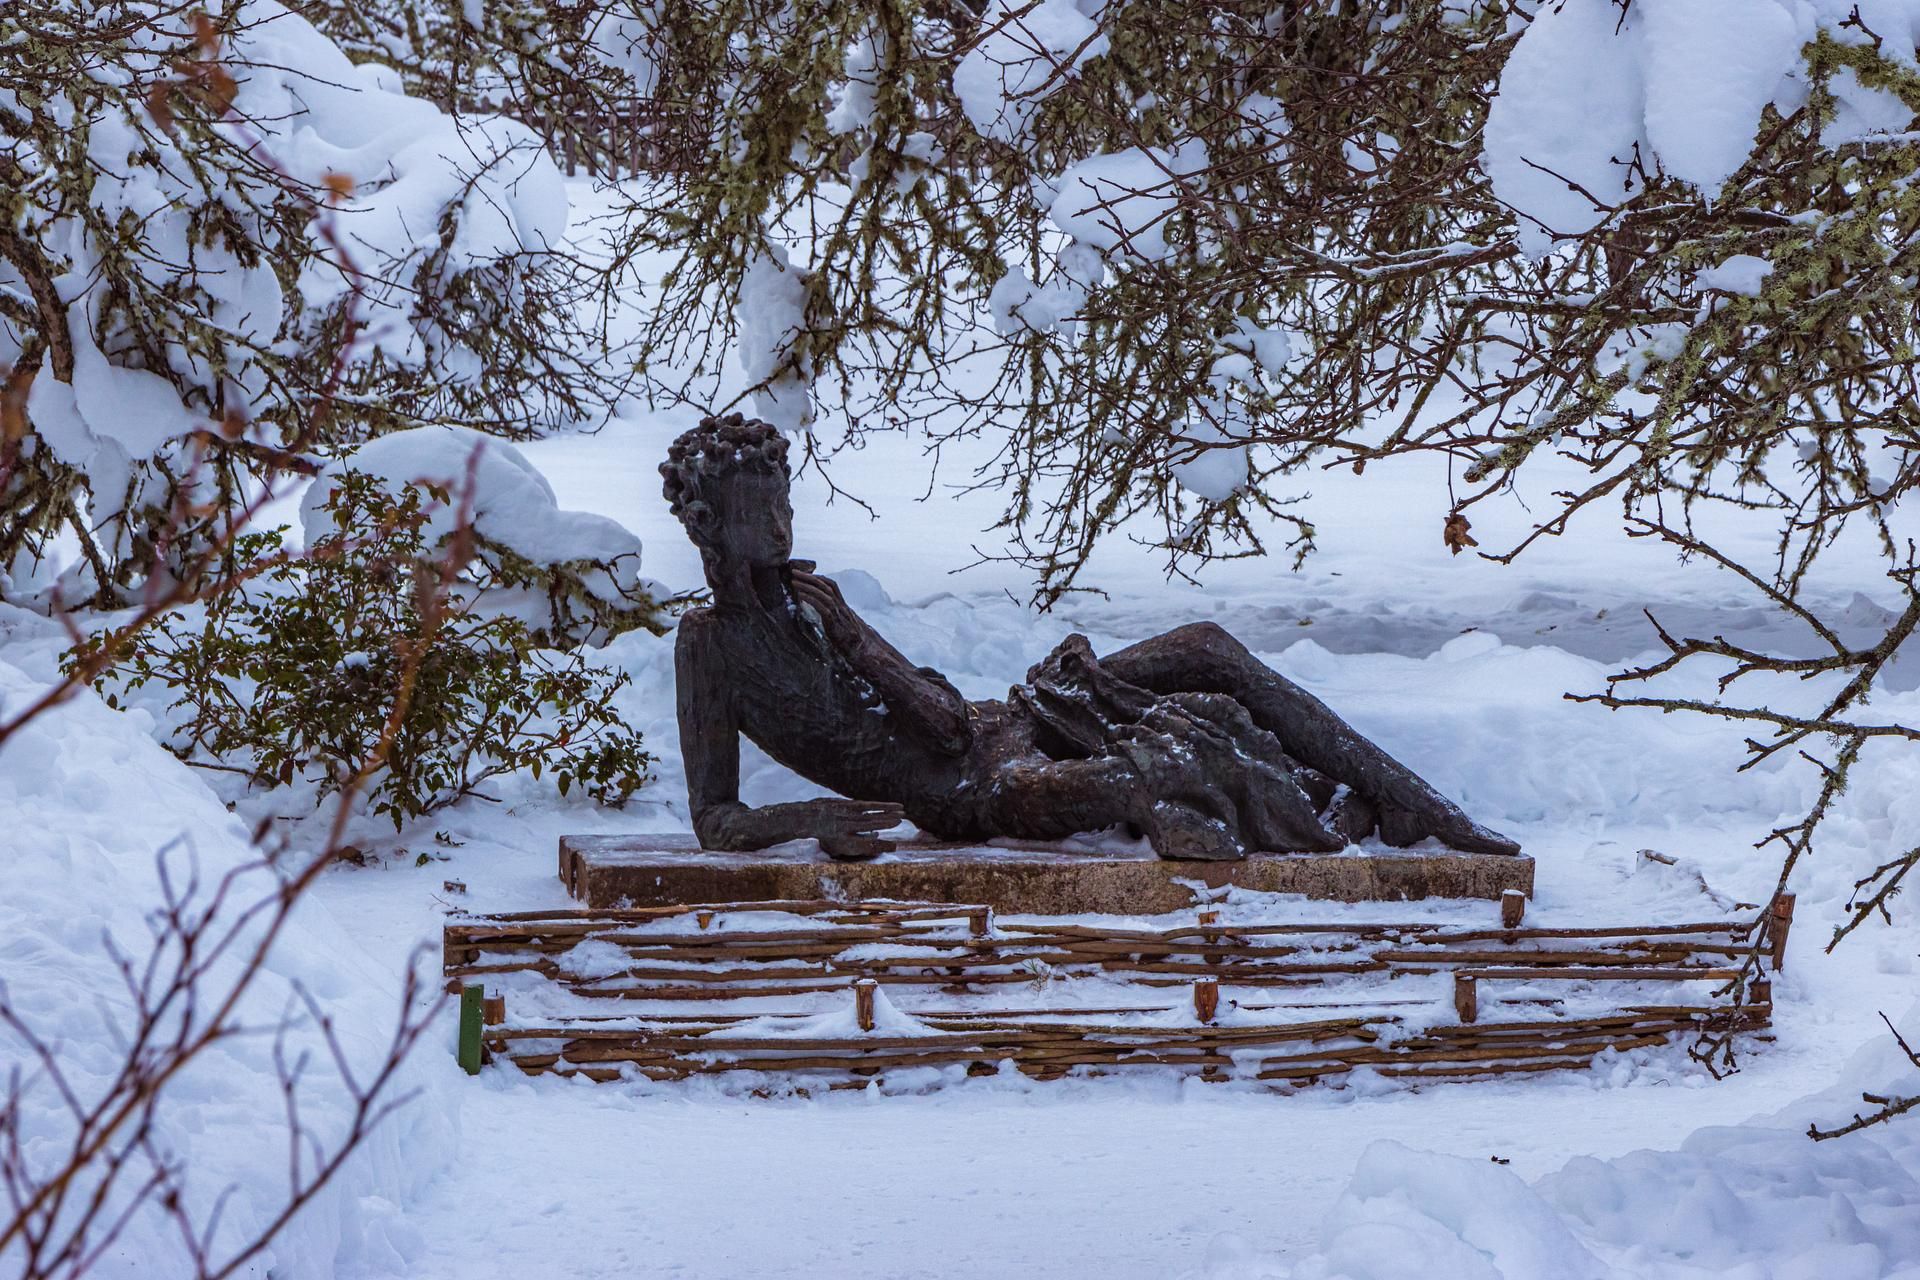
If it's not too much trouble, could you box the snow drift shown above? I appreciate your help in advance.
[0,637,456,1279]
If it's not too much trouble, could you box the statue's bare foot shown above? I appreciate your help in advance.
[1143,800,1245,861]
[1374,784,1520,855]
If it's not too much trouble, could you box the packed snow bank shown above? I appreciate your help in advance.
[1181,1005,1920,1279]
[0,647,455,1279]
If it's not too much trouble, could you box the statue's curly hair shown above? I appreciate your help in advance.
[660,413,791,527]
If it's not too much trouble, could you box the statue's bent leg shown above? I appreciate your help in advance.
[977,753,1246,860]
[1099,622,1520,855]
[980,754,1137,841]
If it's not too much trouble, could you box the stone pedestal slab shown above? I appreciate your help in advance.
[558,834,1535,913]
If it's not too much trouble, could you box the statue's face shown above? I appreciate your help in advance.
[701,467,794,568]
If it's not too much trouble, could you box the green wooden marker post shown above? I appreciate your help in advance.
[457,983,485,1075]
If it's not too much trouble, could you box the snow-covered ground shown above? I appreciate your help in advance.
[7,171,1920,1276]
[317,409,1920,1278]
[16,399,1917,1275]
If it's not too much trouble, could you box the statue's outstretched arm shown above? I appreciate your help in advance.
[676,610,904,852]
[790,569,974,757]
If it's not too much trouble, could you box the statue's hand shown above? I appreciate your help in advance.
[789,568,867,656]
[796,797,906,861]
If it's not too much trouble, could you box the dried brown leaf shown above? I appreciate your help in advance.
[202,65,237,113]
[145,81,176,133]
[1,365,33,444]
[191,10,219,57]
[1443,512,1478,556]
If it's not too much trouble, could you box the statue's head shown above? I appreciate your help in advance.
[661,413,794,571]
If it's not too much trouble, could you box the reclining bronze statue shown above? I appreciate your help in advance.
[664,414,1519,862]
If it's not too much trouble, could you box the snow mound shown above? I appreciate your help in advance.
[0,654,455,1279]
[1298,1141,1611,1280]
[1181,1005,1920,1279]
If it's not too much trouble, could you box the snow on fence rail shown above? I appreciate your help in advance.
[440,896,1782,1088]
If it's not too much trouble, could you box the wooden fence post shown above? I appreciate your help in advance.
[1767,893,1795,971]
[1501,890,1526,929]
[1194,977,1219,1024]
[854,978,877,1032]
[1453,973,1479,1024]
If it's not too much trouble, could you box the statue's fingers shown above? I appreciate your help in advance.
[828,800,905,832]
[1378,803,1426,847]
[793,570,845,610]
[1372,788,1521,855]
[1324,787,1378,845]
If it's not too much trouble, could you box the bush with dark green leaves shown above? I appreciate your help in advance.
[70,472,650,828]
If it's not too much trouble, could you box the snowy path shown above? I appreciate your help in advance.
[391,1065,1841,1279]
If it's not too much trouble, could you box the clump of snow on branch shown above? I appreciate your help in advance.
[954,0,1109,143]
[1049,142,1210,261]
[736,244,817,435]
[1165,317,1292,504]
[1168,420,1250,504]
[987,242,1105,337]
[301,426,662,644]
[1481,0,1649,254]
[585,3,665,98]
[1483,0,1917,255]
[827,32,883,135]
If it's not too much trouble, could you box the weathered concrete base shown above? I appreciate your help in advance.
[558,834,1535,913]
